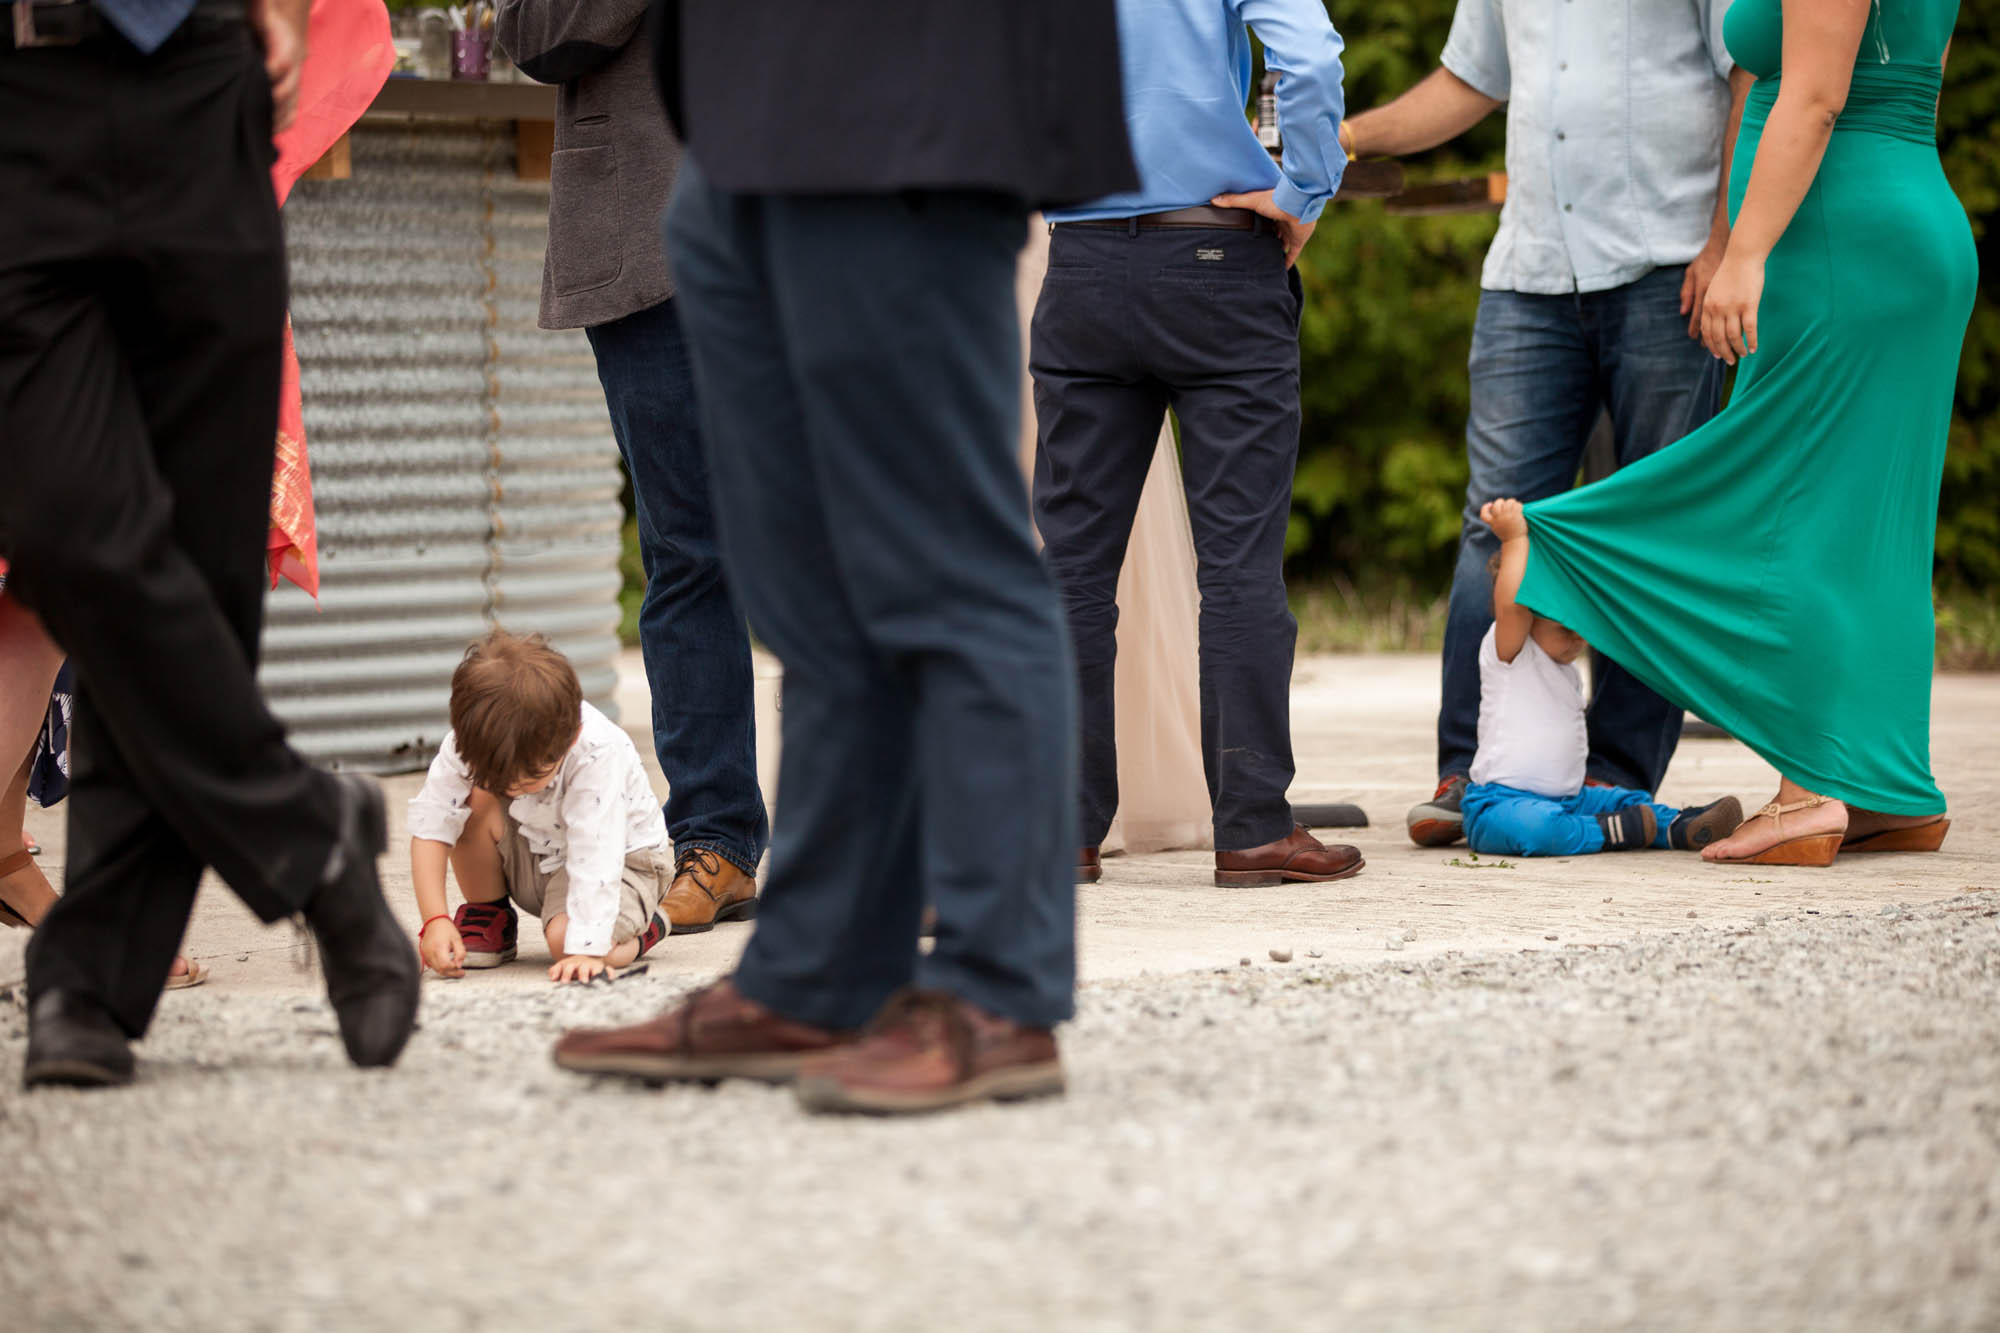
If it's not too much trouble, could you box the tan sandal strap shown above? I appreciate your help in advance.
[0,848,31,879]
[1750,794,1830,838]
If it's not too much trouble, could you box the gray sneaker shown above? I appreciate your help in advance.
[1407,776,1469,847]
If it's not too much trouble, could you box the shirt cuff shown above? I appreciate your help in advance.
[561,902,617,959]
[1273,177,1329,224]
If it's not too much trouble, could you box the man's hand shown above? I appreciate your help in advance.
[549,954,608,985]
[1479,497,1528,542]
[1209,190,1317,268]
[420,919,467,978]
[248,0,310,133]
[1679,226,1730,338]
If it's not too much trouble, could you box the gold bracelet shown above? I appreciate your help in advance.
[1339,123,1358,161]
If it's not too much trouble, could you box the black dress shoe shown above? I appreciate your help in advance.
[24,991,134,1089]
[303,774,419,1068]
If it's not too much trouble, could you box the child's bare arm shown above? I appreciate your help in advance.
[411,837,465,976]
[1478,498,1535,663]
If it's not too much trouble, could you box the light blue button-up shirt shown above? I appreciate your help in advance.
[1046,0,1346,224]
[1443,0,1736,294]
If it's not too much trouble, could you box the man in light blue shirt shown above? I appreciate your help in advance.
[1340,0,1752,848]
[1033,0,1365,888]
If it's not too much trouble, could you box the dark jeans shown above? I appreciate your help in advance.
[584,300,767,875]
[1439,266,1724,792]
[0,28,340,1036]
[1031,223,1302,852]
[664,161,1077,1031]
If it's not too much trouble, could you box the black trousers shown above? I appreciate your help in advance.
[1031,223,1303,852]
[0,27,339,1035]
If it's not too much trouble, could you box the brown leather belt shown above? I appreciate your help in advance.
[1057,204,1264,232]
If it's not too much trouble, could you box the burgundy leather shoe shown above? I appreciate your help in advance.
[794,989,1063,1115]
[552,977,848,1084]
[1077,847,1102,884]
[1214,825,1364,886]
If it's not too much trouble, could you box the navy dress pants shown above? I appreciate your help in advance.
[1031,222,1303,852]
[664,162,1077,1031]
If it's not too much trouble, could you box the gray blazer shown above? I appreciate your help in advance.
[496,0,677,331]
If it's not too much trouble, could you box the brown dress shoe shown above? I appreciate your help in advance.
[1077,846,1102,884]
[663,848,759,935]
[794,989,1063,1115]
[551,978,847,1083]
[1214,824,1364,886]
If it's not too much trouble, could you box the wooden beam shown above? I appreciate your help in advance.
[300,133,352,182]
[515,118,554,181]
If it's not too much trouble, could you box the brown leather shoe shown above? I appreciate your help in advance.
[1077,846,1102,884]
[551,978,847,1083]
[1215,825,1364,886]
[794,989,1064,1115]
[663,848,759,934]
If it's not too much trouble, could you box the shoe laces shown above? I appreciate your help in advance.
[674,848,728,898]
[863,989,977,1072]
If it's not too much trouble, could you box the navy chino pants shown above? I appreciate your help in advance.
[664,162,1078,1031]
[1031,221,1303,853]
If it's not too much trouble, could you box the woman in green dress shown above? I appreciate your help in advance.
[1513,0,1976,865]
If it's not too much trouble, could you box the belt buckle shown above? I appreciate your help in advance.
[13,1,83,47]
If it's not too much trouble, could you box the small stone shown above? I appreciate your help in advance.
[237,953,251,962]
[1384,939,1405,952]
[1239,957,1252,967]
[1306,949,1323,959]
[1602,897,1613,903]
[1687,911,1698,919]
[1268,948,1292,963]
[1544,934,1559,941]
[1401,929,1418,942]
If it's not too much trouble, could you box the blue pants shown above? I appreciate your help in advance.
[1031,222,1303,852]
[1438,267,1723,791]
[584,299,768,876]
[665,162,1077,1030]
[1462,782,1677,857]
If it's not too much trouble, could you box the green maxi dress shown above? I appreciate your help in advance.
[1517,0,1977,817]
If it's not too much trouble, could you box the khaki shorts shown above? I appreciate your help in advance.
[498,812,670,947]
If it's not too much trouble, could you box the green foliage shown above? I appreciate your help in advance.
[1287,0,2000,599]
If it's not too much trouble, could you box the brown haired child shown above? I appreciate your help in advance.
[408,631,675,984]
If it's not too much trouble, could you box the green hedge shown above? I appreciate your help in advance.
[1285,1,1999,595]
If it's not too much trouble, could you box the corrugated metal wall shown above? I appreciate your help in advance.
[261,118,622,772]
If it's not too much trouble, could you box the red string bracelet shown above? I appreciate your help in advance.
[418,914,451,940]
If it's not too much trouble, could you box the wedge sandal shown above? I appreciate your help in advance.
[1710,795,1842,867]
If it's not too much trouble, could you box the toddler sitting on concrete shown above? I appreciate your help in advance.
[409,631,674,984]
[1462,500,1742,858]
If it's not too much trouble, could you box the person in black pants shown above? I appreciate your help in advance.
[1032,0,1364,889]
[0,0,417,1087]
[551,0,1137,1114]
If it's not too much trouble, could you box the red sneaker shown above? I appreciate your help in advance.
[454,901,517,968]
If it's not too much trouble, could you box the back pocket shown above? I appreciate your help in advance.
[547,147,622,295]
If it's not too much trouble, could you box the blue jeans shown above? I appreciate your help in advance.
[665,163,1077,1030]
[1031,222,1303,852]
[584,299,768,876]
[1439,266,1724,791]
[1463,782,1677,856]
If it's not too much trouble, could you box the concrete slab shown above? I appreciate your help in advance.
[7,651,1992,994]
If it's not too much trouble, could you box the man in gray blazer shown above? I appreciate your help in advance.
[497,0,767,933]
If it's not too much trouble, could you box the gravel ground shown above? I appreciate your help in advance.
[3,896,1997,1332]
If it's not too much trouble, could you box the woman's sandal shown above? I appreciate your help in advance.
[163,959,209,991]
[1710,795,1843,867]
[1841,817,1950,854]
[0,847,38,928]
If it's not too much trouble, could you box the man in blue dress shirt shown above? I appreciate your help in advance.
[0,0,418,1086]
[1338,0,1753,848]
[1031,0,1366,889]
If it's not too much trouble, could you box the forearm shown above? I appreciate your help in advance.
[1724,91,1839,262]
[1343,67,1501,158]
[411,838,452,923]
[1709,68,1755,236]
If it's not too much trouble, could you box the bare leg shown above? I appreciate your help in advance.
[1701,776,1848,862]
[1,758,58,924]
[448,788,511,905]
